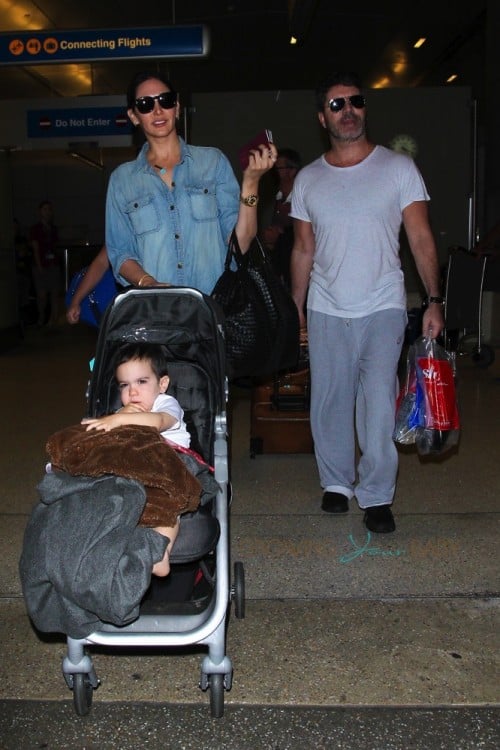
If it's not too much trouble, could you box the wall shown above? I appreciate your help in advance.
[2,94,136,245]
[10,148,133,247]
[0,151,17,349]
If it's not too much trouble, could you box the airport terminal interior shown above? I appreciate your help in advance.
[1,2,499,748]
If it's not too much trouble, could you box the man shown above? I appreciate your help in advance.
[290,71,444,533]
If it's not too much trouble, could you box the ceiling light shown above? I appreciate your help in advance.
[372,77,391,89]
[289,36,298,45]
[446,74,458,83]
[414,38,426,49]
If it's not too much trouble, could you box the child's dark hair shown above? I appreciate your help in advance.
[114,342,169,379]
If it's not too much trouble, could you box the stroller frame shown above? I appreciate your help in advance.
[60,287,244,718]
[443,247,495,367]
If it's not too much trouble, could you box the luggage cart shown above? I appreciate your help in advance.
[443,247,495,367]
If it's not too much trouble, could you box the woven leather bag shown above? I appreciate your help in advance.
[212,230,299,378]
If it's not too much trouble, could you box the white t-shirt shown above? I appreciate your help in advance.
[290,145,430,317]
[152,393,191,448]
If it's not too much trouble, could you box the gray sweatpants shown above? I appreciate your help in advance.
[308,308,407,509]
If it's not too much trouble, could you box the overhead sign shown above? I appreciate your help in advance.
[0,25,209,65]
[27,107,133,138]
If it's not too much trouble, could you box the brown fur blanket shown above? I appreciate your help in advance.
[46,424,202,527]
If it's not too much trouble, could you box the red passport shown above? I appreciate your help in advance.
[238,129,273,170]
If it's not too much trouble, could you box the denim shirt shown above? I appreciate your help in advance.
[106,139,239,294]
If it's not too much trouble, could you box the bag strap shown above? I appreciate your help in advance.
[87,290,102,325]
[224,229,244,270]
[225,228,266,270]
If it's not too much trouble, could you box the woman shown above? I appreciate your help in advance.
[106,71,277,294]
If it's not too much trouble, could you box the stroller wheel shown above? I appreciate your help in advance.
[472,344,495,368]
[209,673,225,718]
[232,561,245,619]
[72,673,93,716]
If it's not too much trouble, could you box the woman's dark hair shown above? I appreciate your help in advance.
[126,71,176,109]
[114,342,169,379]
[315,71,363,112]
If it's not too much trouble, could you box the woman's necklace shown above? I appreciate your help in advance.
[154,164,167,175]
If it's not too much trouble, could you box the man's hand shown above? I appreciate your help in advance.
[422,304,445,339]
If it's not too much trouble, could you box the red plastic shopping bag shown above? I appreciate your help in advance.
[394,336,460,455]
[413,336,460,455]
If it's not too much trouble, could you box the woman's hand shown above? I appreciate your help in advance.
[243,142,278,181]
[236,143,278,252]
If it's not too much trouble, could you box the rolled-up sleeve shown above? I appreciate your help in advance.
[105,169,140,285]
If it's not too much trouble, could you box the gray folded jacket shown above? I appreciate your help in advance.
[19,471,167,639]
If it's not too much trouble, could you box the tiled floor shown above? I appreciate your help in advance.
[1,323,499,749]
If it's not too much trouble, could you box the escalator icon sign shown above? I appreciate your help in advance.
[8,39,25,56]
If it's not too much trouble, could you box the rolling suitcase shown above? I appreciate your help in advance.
[249,368,314,457]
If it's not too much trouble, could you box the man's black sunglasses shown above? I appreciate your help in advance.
[134,91,177,114]
[327,95,366,113]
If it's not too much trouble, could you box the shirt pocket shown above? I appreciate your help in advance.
[186,184,218,222]
[124,194,161,236]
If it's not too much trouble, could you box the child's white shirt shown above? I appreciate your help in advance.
[153,394,191,448]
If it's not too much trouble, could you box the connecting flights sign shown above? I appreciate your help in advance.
[0,25,209,65]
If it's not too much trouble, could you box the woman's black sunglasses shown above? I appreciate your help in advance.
[328,95,366,112]
[134,91,177,114]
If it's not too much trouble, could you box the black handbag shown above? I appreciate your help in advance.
[211,230,300,378]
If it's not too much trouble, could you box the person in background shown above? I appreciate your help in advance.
[30,201,62,326]
[262,148,302,286]
[290,71,444,534]
[105,71,277,293]
[14,218,34,323]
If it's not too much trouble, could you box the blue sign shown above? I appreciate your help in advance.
[27,107,133,138]
[0,25,209,65]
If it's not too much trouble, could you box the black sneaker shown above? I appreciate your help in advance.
[321,491,348,513]
[363,504,396,533]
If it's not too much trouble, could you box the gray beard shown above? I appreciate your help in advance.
[329,117,365,143]
[331,131,364,143]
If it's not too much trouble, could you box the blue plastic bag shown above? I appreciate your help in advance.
[65,267,118,328]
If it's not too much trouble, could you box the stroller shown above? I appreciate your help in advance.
[61,286,245,718]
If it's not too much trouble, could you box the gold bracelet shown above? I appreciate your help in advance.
[137,273,152,287]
